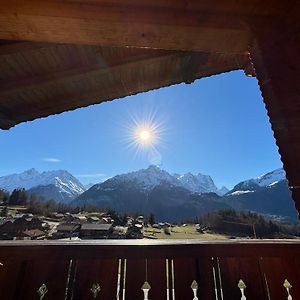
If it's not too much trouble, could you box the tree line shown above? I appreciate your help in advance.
[0,189,157,224]
[197,209,300,238]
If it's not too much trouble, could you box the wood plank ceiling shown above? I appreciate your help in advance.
[0,42,250,129]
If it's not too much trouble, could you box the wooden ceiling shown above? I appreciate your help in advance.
[0,42,250,129]
[0,0,294,129]
[0,1,299,213]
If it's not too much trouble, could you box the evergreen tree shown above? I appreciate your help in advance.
[0,206,8,217]
[149,213,155,225]
[9,188,27,205]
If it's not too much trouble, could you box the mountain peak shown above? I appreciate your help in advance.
[177,172,218,193]
[147,165,161,171]
[0,168,85,202]
[228,168,286,194]
[23,168,39,176]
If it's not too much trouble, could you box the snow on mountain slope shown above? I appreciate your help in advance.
[176,172,218,193]
[254,168,286,187]
[0,168,85,197]
[107,165,181,190]
[227,168,286,195]
[92,165,226,195]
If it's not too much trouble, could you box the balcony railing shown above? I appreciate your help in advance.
[0,240,300,299]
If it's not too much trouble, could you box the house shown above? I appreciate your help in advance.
[101,217,114,224]
[0,216,46,240]
[80,223,112,239]
[87,216,100,223]
[73,214,87,224]
[21,229,46,240]
[53,223,81,239]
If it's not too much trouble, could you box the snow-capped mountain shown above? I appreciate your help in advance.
[177,172,217,193]
[108,165,182,190]
[218,186,230,196]
[99,165,227,194]
[227,168,286,195]
[73,166,229,222]
[0,168,85,202]
[253,168,286,187]
[222,169,297,221]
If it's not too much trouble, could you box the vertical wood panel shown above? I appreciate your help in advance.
[219,257,267,299]
[0,260,24,300]
[261,257,300,300]
[126,258,166,300]
[72,259,118,300]
[173,257,216,300]
[17,260,70,300]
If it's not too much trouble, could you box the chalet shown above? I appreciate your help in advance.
[72,214,87,224]
[102,217,114,224]
[87,216,100,223]
[0,216,46,240]
[53,223,81,239]
[80,223,112,239]
[21,229,46,240]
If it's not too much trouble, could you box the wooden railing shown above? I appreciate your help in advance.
[0,240,300,299]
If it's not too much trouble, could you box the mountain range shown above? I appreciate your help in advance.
[72,165,297,221]
[0,168,85,203]
[0,166,297,222]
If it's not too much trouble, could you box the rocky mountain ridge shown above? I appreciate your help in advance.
[0,168,85,203]
[0,166,295,221]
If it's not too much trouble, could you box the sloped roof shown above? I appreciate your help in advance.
[81,223,112,231]
[0,42,250,129]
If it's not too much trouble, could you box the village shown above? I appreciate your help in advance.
[0,208,195,241]
[0,210,146,240]
[1,205,300,241]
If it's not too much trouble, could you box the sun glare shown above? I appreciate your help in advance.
[119,108,168,164]
[138,129,152,144]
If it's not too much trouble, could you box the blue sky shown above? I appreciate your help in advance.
[0,71,282,189]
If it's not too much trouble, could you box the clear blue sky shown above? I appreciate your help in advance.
[0,71,282,189]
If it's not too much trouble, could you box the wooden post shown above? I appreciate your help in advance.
[249,18,300,216]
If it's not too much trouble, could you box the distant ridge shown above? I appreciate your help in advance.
[0,169,85,203]
[72,166,296,222]
[0,166,295,222]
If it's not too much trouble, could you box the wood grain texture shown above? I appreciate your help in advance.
[0,42,248,129]
[0,241,300,299]
[0,1,251,53]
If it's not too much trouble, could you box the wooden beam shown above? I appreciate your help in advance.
[249,19,300,216]
[35,0,294,17]
[0,1,252,53]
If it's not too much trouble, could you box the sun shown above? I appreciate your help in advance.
[119,108,168,164]
[140,130,150,141]
[137,129,153,144]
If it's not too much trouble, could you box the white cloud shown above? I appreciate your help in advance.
[42,157,61,163]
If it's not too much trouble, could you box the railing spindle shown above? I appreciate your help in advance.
[238,279,246,300]
[191,280,198,300]
[283,279,293,300]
